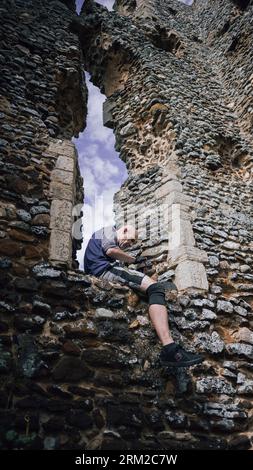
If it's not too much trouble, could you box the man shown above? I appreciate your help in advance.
[84,224,203,368]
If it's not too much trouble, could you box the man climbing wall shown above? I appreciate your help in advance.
[84,224,204,367]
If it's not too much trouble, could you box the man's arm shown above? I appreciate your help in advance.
[106,247,136,264]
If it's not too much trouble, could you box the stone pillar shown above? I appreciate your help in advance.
[155,157,209,293]
[48,140,79,268]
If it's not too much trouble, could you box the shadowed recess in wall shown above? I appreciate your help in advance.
[231,0,251,9]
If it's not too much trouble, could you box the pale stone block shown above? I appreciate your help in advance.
[168,218,196,248]
[47,139,77,269]
[51,168,73,186]
[167,206,191,222]
[49,230,72,266]
[48,140,75,156]
[155,180,182,199]
[166,191,193,207]
[49,181,74,202]
[0,207,6,218]
[162,161,182,179]
[56,155,75,172]
[223,241,240,250]
[142,243,168,257]
[160,175,179,185]
[167,245,208,267]
[175,260,209,292]
[50,200,72,231]
[234,327,253,345]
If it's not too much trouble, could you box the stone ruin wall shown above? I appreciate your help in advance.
[0,0,87,270]
[0,0,253,451]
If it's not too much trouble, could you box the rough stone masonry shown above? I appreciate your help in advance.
[0,0,253,450]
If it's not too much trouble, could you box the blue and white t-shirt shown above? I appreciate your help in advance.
[83,225,118,276]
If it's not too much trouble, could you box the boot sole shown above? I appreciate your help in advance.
[160,357,204,368]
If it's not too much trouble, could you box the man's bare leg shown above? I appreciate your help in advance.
[136,275,203,367]
[140,276,174,346]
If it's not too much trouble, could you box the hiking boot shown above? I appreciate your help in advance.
[159,343,204,368]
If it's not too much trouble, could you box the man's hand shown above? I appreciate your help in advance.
[133,255,153,271]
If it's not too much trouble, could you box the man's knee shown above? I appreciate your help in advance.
[140,275,156,291]
[146,282,166,306]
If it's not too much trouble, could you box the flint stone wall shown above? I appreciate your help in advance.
[0,0,252,451]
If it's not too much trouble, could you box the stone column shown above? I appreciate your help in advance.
[48,140,79,268]
[155,156,209,293]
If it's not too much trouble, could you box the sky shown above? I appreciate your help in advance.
[73,1,123,270]
[73,0,193,269]
[75,0,114,14]
[75,1,193,15]
[72,72,127,269]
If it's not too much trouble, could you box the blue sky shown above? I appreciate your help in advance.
[73,1,125,269]
[76,0,193,11]
[72,71,127,268]
[76,0,114,14]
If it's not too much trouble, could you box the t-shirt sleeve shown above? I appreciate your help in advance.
[101,227,118,254]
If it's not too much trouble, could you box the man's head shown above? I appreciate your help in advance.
[116,225,138,249]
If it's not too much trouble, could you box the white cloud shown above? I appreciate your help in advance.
[72,72,127,270]
[92,156,119,179]
[97,0,114,10]
[75,76,116,149]
[79,155,120,201]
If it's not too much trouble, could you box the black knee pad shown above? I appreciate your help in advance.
[146,282,166,306]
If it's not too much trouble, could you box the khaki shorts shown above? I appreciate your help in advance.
[99,262,145,291]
